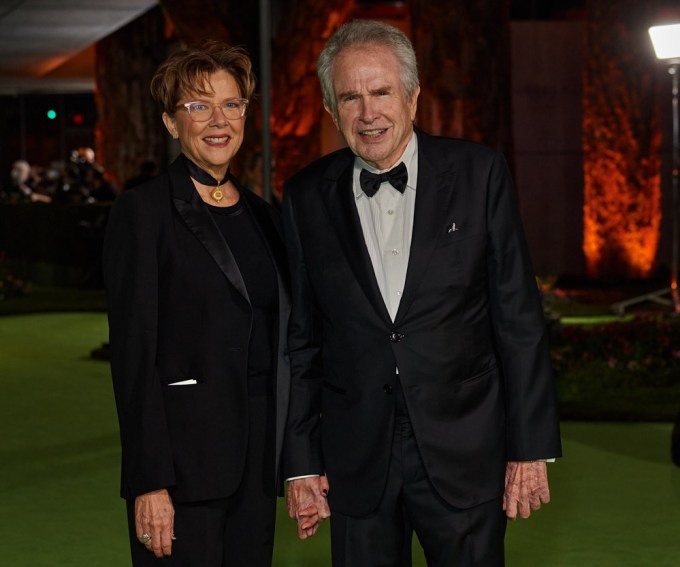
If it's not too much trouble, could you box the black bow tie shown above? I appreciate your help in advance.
[359,162,408,198]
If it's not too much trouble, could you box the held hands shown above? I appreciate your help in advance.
[503,461,551,520]
[135,488,176,558]
[286,476,331,539]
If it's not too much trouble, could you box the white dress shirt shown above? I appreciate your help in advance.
[353,132,418,321]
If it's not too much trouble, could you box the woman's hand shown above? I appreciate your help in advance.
[135,488,176,558]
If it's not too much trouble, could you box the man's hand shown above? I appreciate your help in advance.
[503,461,550,520]
[286,476,331,539]
[135,488,175,558]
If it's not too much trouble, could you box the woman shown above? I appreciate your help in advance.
[103,41,290,566]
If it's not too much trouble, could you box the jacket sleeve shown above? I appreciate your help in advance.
[485,153,562,461]
[280,185,325,479]
[103,189,176,498]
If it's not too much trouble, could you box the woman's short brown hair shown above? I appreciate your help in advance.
[150,40,256,116]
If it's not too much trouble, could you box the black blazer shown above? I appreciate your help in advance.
[282,128,561,516]
[103,156,290,503]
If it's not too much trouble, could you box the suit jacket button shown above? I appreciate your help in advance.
[389,332,402,343]
[384,384,393,394]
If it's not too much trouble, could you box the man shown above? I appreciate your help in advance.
[4,160,51,203]
[282,19,561,566]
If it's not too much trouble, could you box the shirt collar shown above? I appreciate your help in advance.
[352,131,418,200]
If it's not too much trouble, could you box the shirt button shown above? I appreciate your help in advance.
[391,249,399,255]
[396,290,402,296]
[387,209,394,215]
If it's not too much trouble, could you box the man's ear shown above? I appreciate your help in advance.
[324,103,339,130]
[162,112,179,139]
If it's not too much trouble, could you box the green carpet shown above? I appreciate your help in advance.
[1,312,679,566]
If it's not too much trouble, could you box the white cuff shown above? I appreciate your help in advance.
[286,474,321,482]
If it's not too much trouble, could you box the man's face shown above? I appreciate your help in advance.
[328,43,419,170]
[11,161,29,183]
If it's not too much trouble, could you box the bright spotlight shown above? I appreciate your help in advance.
[649,23,680,63]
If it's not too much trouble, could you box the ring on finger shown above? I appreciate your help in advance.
[140,533,151,544]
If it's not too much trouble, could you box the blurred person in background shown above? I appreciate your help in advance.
[2,160,51,203]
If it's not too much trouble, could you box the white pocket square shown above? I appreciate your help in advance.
[168,379,198,386]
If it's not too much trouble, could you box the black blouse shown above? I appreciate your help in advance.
[206,198,278,393]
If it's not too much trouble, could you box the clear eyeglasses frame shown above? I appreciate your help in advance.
[178,98,249,122]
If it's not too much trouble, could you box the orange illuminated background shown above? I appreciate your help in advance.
[582,13,662,280]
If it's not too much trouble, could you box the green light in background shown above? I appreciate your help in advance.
[46,109,57,119]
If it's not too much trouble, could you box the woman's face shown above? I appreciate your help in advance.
[162,70,245,178]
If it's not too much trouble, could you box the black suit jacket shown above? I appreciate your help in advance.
[103,156,290,502]
[282,128,561,516]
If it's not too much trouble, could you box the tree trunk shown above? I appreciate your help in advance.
[95,6,167,189]
[270,0,356,196]
[160,0,233,47]
[409,0,513,156]
[582,0,661,279]
[159,0,260,64]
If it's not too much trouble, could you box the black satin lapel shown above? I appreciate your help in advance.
[394,150,456,324]
[321,167,392,324]
[172,181,250,304]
